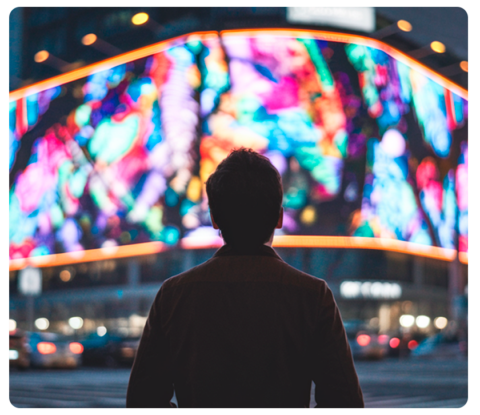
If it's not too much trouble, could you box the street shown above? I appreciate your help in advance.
[10,356,467,408]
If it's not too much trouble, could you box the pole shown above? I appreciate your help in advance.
[26,295,34,331]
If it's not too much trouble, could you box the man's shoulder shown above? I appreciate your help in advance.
[161,253,328,295]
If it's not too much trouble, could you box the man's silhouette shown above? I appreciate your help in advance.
[126,148,364,408]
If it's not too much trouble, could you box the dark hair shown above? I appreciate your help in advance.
[206,148,283,247]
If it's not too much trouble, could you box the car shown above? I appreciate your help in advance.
[28,332,83,369]
[344,320,389,360]
[9,329,31,370]
[80,332,140,367]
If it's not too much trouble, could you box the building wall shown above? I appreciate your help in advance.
[8,6,25,91]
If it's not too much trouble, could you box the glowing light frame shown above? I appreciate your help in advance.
[9,28,468,270]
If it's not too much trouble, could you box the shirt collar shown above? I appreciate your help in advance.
[213,244,284,261]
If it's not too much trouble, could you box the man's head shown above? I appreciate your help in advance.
[206,148,283,248]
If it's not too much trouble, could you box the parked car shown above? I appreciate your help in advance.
[80,332,140,367]
[9,329,31,370]
[28,331,83,369]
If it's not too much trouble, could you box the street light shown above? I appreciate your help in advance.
[439,60,468,77]
[372,19,412,39]
[33,50,83,73]
[131,12,164,36]
[132,12,149,25]
[409,41,446,60]
[81,33,123,56]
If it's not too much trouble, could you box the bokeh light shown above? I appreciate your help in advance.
[34,50,49,63]
[378,334,389,345]
[415,315,431,328]
[430,41,446,54]
[34,317,50,330]
[60,270,72,282]
[9,319,17,332]
[460,61,468,72]
[82,33,97,46]
[434,316,448,329]
[132,12,149,25]
[389,337,400,348]
[68,316,84,329]
[399,314,415,328]
[357,334,371,346]
[408,340,419,350]
[397,20,412,32]
[69,342,84,354]
[97,326,107,336]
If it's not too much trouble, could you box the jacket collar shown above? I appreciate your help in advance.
[213,244,284,261]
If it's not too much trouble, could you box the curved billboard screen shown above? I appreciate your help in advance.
[9,29,468,269]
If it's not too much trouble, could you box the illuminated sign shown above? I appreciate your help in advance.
[18,266,42,296]
[287,7,375,32]
[340,281,402,299]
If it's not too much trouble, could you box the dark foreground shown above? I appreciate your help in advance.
[10,356,467,408]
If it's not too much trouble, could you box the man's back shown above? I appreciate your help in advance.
[127,245,364,408]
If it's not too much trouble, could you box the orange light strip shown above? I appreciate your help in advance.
[9,235,463,270]
[458,251,468,264]
[9,241,166,271]
[220,28,468,100]
[9,31,219,102]
[10,28,467,102]
[179,234,459,262]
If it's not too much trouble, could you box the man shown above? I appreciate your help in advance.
[126,148,364,408]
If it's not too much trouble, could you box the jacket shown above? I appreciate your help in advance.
[126,244,364,408]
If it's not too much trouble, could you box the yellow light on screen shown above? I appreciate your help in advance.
[34,50,50,63]
[397,20,412,32]
[132,12,149,25]
[82,33,97,46]
[430,41,446,54]
[460,61,468,72]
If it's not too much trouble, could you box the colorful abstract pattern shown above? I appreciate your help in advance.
[456,142,468,253]
[345,44,467,251]
[9,33,468,260]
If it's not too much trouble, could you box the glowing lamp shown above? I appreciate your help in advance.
[397,20,412,32]
[356,334,371,347]
[34,50,49,63]
[132,12,149,25]
[69,342,84,354]
[82,34,97,46]
[37,342,57,354]
[460,61,468,72]
[430,41,445,54]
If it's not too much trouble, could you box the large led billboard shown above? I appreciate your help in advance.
[9,29,468,269]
